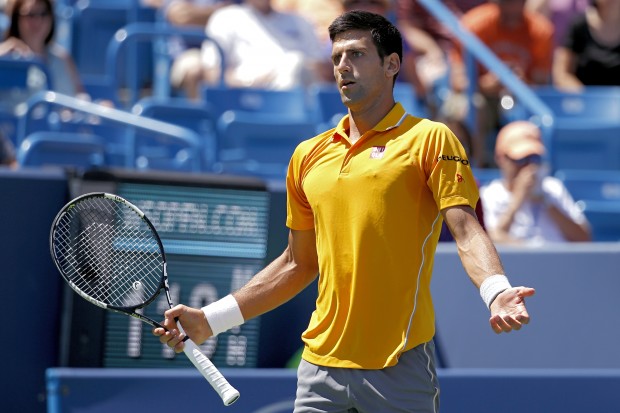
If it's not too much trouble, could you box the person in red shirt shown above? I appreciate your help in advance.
[445,0,554,167]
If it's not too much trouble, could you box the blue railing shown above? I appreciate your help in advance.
[16,91,204,171]
[416,0,555,155]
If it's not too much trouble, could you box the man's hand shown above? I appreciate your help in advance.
[152,304,213,353]
[489,287,536,333]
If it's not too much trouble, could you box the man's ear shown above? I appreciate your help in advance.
[385,53,401,78]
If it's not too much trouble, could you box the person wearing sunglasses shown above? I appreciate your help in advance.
[480,120,591,244]
[0,0,86,100]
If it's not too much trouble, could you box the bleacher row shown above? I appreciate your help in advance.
[1,0,620,242]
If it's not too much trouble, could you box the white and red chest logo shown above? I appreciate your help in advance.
[370,146,386,159]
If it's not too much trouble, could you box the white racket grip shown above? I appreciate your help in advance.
[178,326,240,406]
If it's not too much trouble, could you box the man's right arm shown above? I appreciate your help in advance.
[155,228,319,351]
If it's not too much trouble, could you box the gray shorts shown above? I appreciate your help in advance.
[294,341,440,413]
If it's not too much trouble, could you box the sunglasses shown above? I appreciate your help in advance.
[19,11,51,19]
[507,154,542,166]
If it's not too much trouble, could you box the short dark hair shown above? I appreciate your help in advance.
[328,10,402,79]
[6,0,56,45]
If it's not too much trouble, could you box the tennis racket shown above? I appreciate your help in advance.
[50,192,240,406]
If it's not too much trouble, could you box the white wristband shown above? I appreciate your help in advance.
[201,294,245,336]
[480,274,512,309]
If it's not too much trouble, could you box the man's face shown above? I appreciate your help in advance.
[331,30,390,108]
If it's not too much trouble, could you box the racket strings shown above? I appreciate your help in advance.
[53,197,164,308]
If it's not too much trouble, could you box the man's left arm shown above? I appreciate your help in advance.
[441,205,536,333]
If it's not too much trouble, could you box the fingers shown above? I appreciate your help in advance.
[151,305,188,353]
[489,310,530,334]
[517,287,536,299]
[488,285,535,334]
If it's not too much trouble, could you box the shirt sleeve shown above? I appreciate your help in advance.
[286,143,315,230]
[424,121,480,211]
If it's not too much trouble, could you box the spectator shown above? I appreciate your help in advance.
[526,0,588,47]
[201,0,329,90]
[160,0,234,100]
[446,0,555,167]
[272,0,343,48]
[396,0,487,105]
[480,120,591,244]
[0,0,85,99]
[552,0,620,91]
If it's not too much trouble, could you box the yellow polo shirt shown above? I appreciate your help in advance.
[286,103,478,369]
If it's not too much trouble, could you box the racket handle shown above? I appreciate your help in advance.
[177,325,240,406]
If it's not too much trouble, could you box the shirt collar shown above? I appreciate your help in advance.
[332,102,408,142]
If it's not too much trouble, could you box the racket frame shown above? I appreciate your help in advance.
[50,192,240,406]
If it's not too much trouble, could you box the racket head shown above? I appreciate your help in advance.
[50,192,167,312]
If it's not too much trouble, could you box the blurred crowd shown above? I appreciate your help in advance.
[147,0,619,164]
[2,0,618,243]
[1,0,619,164]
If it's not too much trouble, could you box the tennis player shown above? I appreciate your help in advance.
[154,10,535,412]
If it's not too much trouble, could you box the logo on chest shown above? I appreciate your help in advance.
[370,146,386,159]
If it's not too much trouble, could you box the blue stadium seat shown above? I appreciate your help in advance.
[215,111,316,180]
[97,22,225,107]
[554,169,620,202]
[203,86,309,123]
[0,57,54,144]
[65,3,156,104]
[0,57,53,98]
[472,168,501,187]
[17,131,107,169]
[532,86,620,125]
[577,200,620,242]
[132,97,217,169]
[17,91,204,172]
[549,123,620,171]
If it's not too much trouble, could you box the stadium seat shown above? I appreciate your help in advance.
[531,86,620,125]
[0,57,54,144]
[577,200,620,242]
[472,168,501,187]
[17,131,107,169]
[203,86,310,123]
[98,22,225,107]
[554,169,620,202]
[549,123,620,171]
[215,111,316,180]
[65,3,156,105]
[0,56,52,90]
[132,97,217,169]
[17,91,204,172]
